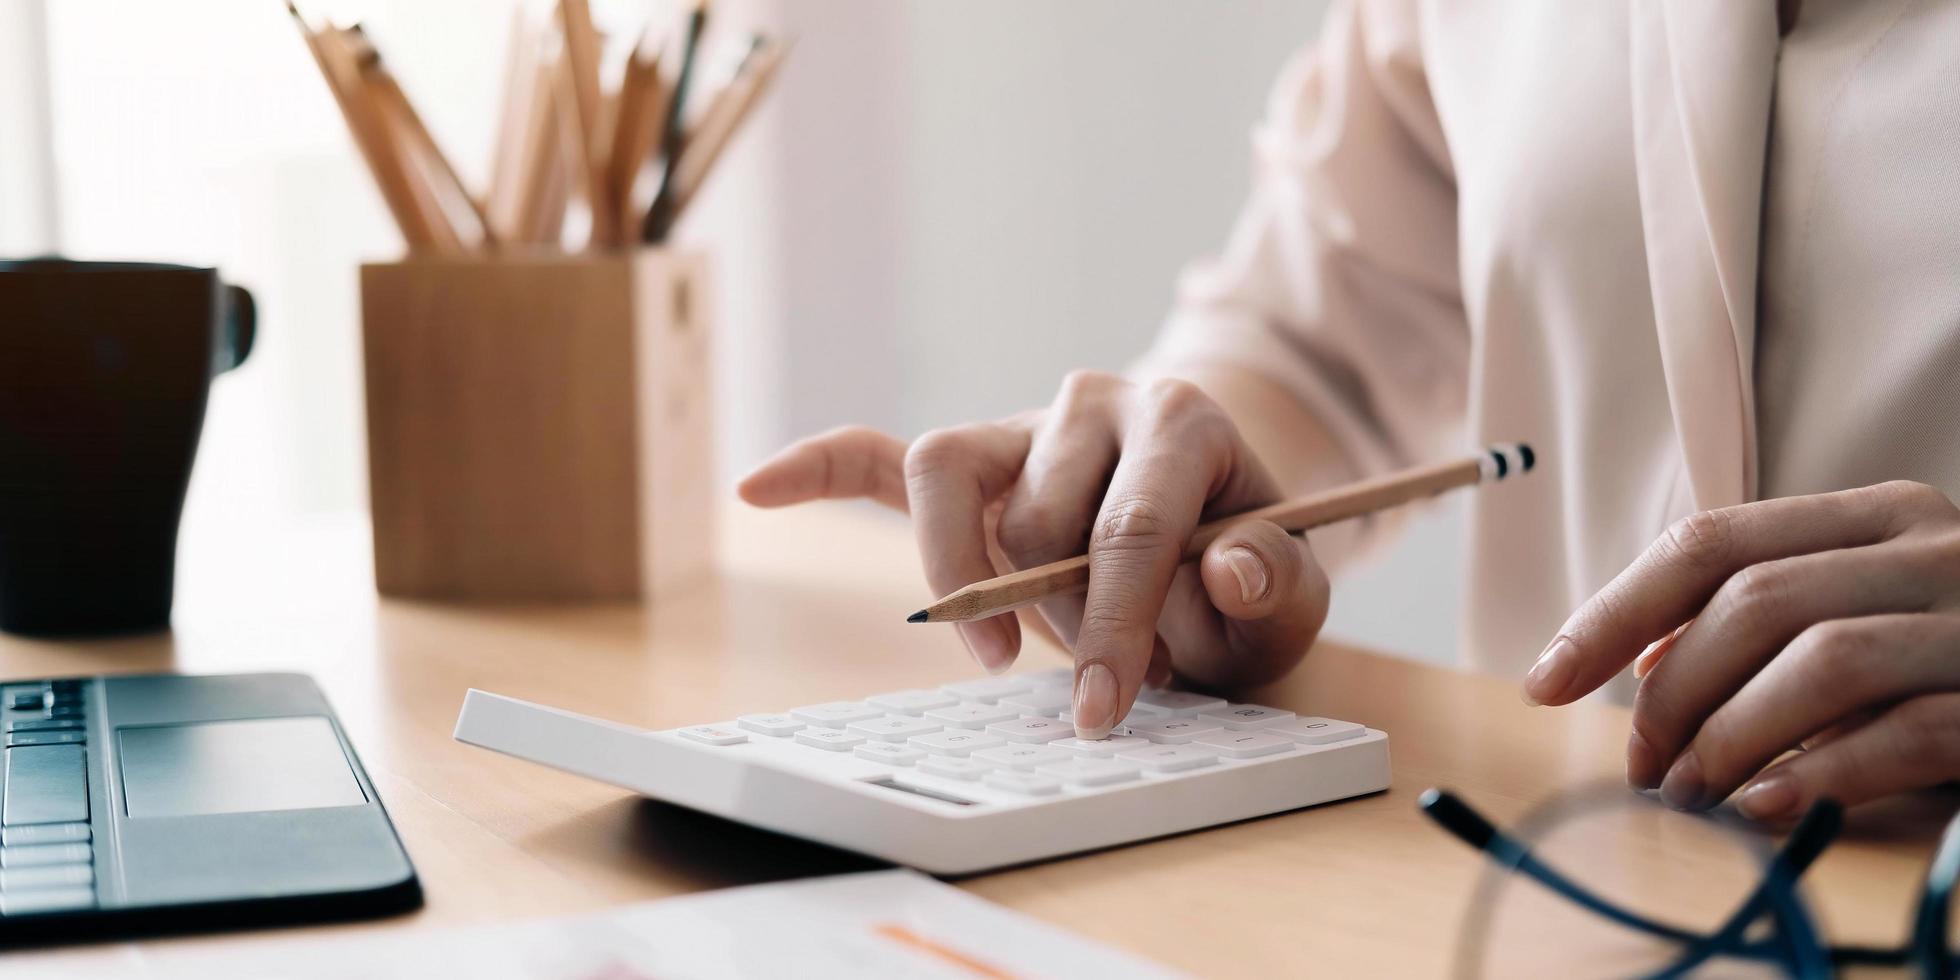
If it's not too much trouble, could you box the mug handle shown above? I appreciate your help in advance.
[218,283,256,375]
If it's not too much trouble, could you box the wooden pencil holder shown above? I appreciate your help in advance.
[359,249,714,601]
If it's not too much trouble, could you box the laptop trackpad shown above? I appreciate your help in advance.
[118,716,367,818]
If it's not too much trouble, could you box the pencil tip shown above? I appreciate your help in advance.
[906,609,929,624]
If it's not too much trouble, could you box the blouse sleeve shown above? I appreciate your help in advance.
[1135,0,1470,499]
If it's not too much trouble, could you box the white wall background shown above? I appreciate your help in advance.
[13,0,1465,664]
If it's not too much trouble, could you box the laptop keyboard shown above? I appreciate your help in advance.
[0,680,96,916]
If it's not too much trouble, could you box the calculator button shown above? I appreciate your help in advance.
[909,730,1006,757]
[1270,716,1366,745]
[1129,717,1224,744]
[846,716,943,742]
[0,823,89,847]
[0,843,91,867]
[973,745,1071,770]
[1194,731,1293,759]
[1055,706,1165,725]
[866,690,960,715]
[795,729,866,751]
[940,677,1036,704]
[984,771,1063,796]
[1199,704,1297,730]
[1134,690,1226,716]
[6,691,46,711]
[1053,735,1153,757]
[736,713,804,737]
[986,717,1073,743]
[1,863,93,890]
[0,887,94,915]
[678,724,748,746]
[919,757,990,781]
[789,702,884,728]
[998,687,1074,717]
[1118,745,1218,773]
[1053,711,1139,733]
[1036,758,1141,787]
[7,731,84,747]
[854,742,926,766]
[924,703,1020,729]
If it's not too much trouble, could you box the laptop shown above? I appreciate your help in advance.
[0,671,418,942]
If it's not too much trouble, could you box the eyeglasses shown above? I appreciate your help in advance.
[1419,784,1960,978]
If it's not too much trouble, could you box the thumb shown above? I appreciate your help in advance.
[1192,518,1329,686]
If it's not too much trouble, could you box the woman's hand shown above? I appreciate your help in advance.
[1522,480,1960,821]
[737,370,1330,738]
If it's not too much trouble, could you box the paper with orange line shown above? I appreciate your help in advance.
[130,869,1184,979]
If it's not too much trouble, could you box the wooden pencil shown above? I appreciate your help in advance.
[347,26,495,249]
[556,0,613,246]
[486,7,540,243]
[513,39,567,243]
[604,33,667,240]
[286,2,441,250]
[908,443,1538,624]
[331,26,462,253]
[658,37,787,235]
[640,0,711,242]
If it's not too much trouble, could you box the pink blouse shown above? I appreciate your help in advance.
[1137,0,1960,689]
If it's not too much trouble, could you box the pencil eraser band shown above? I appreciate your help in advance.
[1477,443,1535,482]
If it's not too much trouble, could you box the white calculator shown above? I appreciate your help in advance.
[453,669,1390,874]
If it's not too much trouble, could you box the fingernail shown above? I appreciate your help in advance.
[1737,776,1800,822]
[1627,729,1663,790]
[1634,621,1691,679]
[1660,750,1706,810]
[1633,640,1664,680]
[1223,547,1269,604]
[1521,637,1575,706]
[1073,663,1119,737]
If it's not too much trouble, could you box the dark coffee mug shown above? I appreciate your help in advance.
[0,259,256,636]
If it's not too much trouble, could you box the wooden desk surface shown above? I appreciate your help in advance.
[3,504,1950,975]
